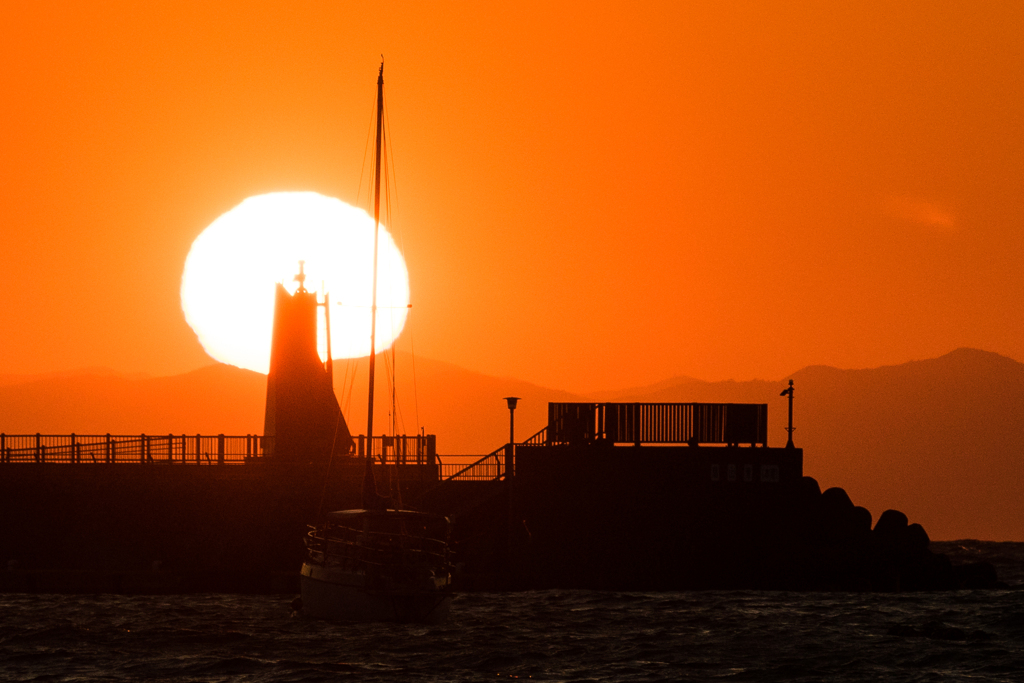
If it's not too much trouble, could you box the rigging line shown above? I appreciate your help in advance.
[381,342,409,439]
[394,381,409,437]
[391,330,398,438]
[380,351,392,419]
[314,389,348,526]
[340,358,356,415]
[383,86,400,224]
[378,88,400,444]
[409,323,421,435]
[374,79,404,507]
[356,90,377,212]
[390,345,396,438]
[378,329,403,437]
[383,349,397,434]
[344,358,360,417]
[379,85,418,438]
[385,132,405,443]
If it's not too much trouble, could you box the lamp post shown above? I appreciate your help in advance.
[503,397,521,572]
[503,397,520,479]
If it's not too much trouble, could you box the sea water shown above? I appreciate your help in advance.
[2,542,1022,682]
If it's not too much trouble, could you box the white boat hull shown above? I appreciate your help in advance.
[300,562,452,624]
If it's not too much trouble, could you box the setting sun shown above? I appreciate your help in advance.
[180,191,410,373]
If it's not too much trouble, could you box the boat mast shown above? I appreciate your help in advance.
[366,61,384,459]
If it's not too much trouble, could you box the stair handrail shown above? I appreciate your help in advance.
[409,425,552,508]
[443,444,506,483]
[520,426,547,446]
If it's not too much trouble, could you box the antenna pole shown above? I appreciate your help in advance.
[782,380,795,448]
[366,61,384,459]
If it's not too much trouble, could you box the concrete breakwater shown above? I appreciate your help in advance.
[0,446,1004,593]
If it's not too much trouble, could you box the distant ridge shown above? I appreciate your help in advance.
[330,352,582,455]
[595,348,1024,542]
[791,348,1024,543]
[0,367,153,388]
[0,354,582,456]
[1,348,1021,540]
[0,364,266,435]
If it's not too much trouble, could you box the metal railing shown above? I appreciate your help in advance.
[355,434,436,465]
[436,427,547,481]
[439,445,505,481]
[0,433,442,466]
[547,402,769,446]
[521,426,548,446]
[0,433,268,464]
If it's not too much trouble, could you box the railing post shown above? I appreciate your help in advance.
[195,434,201,464]
[106,434,112,464]
[217,434,225,464]
[141,434,147,463]
[35,433,42,463]
[71,433,77,464]
[1,433,5,464]
[633,403,641,447]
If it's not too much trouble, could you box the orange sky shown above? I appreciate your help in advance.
[2,1,1022,393]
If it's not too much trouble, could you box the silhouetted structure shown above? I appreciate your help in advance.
[0,433,263,464]
[0,282,1003,593]
[545,401,769,447]
[781,380,795,448]
[263,264,353,466]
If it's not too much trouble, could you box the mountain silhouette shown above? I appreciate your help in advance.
[599,348,1024,542]
[0,354,579,455]
[0,364,266,435]
[1,348,1020,540]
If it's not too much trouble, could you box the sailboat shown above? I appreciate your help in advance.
[298,63,454,623]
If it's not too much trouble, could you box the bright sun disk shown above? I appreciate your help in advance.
[180,192,410,373]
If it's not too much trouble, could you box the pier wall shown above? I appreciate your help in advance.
[0,461,438,578]
[513,444,806,589]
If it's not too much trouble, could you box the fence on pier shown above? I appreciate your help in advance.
[0,433,266,464]
[356,434,436,465]
[547,402,769,447]
[0,433,439,466]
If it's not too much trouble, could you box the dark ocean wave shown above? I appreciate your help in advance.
[933,541,1024,586]
[2,542,1023,682]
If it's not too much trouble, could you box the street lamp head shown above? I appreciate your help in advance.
[504,397,520,411]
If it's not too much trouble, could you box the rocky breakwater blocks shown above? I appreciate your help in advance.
[793,478,1002,591]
